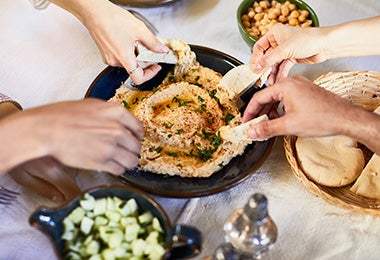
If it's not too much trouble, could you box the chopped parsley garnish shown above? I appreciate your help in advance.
[122,100,130,109]
[166,152,178,158]
[176,128,185,135]
[221,113,235,123]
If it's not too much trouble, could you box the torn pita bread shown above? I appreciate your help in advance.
[136,42,177,64]
[350,105,380,199]
[218,64,271,96]
[219,114,269,144]
[296,135,365,187]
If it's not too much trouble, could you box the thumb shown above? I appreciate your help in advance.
[141,36,170,53]
[247,117,287,140]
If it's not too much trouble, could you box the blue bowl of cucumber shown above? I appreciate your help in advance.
[30,185,201,259]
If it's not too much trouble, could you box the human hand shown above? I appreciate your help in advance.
[250,24,327,84]
[1,98,143,175]
[76,0,169,85]
[9,156,81,202]
[242,75,357,140]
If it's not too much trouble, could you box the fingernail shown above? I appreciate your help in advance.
[160,45,170,53]
[255,63,263,72]
[248,128,258,139]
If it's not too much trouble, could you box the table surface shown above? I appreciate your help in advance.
[1,0,380,259]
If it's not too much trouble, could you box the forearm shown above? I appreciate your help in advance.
[340,106,380,155]
[0,112,48,174]
[322,16,380,60]
[47,0,110,24]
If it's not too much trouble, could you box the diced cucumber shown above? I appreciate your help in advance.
[93,197,107,216]
[138,211,153,224]
[152,217,163,232]
[120,216,137,227]
[63,217,75,232]
[101,248,116,260]
[131,239,147,257]
[127,198,138,215]
[80,216,94,235]
[62,193,166,260]
[108,230,124,249]
[105,210,121,223]
[94,216,108,227]
[85,240,100,255]
[88,254,102,260]
[79,194,96,211]
[61,231,74,241]
[125,223,140,242]
[146,230,159,244]
[68,207,86,224]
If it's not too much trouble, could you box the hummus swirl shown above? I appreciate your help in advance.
[110,39,251,178]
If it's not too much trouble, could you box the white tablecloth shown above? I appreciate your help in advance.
[1,0,380,259]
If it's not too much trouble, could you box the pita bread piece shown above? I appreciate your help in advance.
[296,135,365,187]
[349,105,380,199]
[350,154,380,199]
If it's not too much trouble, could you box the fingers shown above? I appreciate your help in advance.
[247,117,287,140]
[242,84,283,122]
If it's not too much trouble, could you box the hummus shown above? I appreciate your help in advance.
[109,39,259,178]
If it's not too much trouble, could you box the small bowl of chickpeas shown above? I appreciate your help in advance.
[237,0,319,49]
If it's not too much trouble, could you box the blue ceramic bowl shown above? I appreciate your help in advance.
[237,0,319,49]
[30,185,201,259]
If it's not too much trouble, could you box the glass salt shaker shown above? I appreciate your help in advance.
[223,193,278,259]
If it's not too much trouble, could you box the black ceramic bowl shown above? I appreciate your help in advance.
[237,0,319,48]
[30,185,201,259]
[85,45,275,198]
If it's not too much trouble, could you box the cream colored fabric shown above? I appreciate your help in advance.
[2,1,380,260]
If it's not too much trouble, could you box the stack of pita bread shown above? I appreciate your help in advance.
[296,106,380,199]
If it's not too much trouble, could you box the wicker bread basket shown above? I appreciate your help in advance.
[284,70,380,216]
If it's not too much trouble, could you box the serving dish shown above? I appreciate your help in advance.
[30,185,201,259]
[86,45,274,198]
[284,70,380,216]
[111,0,180,7]
[237,0,319,48]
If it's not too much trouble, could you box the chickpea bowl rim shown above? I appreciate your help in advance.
[237,0,320,48]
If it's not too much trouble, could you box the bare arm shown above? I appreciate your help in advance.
[243,75,380,155]
[251,16,380,83]
[0,99,143,175]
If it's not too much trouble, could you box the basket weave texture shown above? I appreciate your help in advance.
[284,70,380,216]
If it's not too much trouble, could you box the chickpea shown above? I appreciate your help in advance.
[288,3,296,11]
[254,12,265,21]
[259,0,270,9]
[288,18,299,26]
[289,10,300,19]
[255,6,263,13]
[272,7,281,16]
[298,14,307,23]
[301,20,313,27]
[281,5,290,16]
[247,10,254,18]
[242,0,313,40]
[242,14,249,21]
[300,10,309,17]
[243,20,251,27]
[268,11,278,19]
[278,15,287,23]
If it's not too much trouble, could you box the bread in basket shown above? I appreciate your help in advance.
[284,70,380,216]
